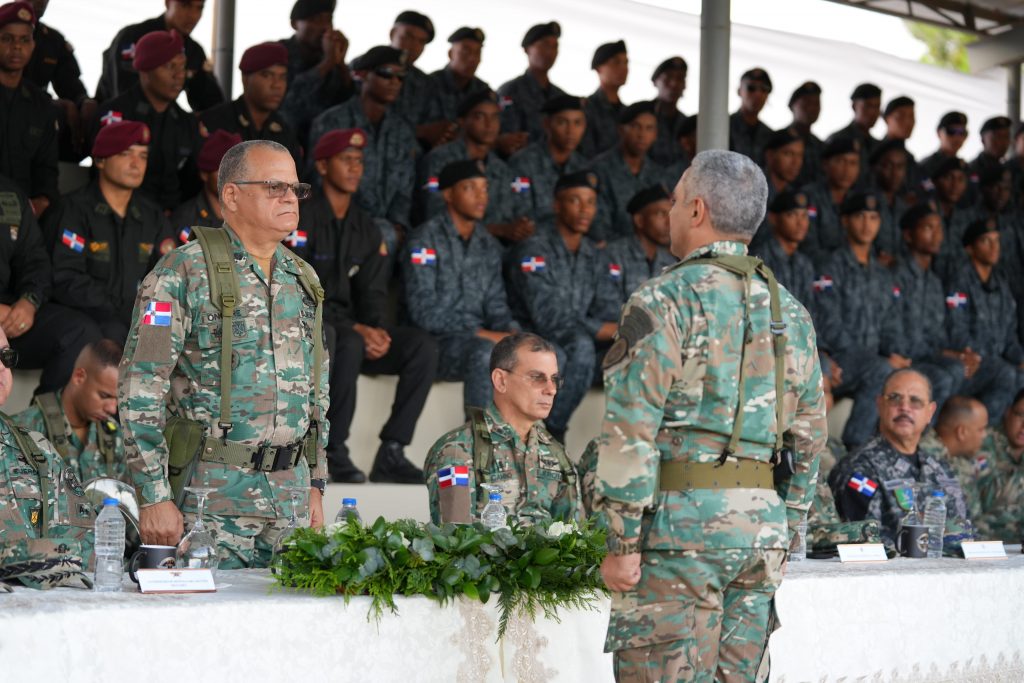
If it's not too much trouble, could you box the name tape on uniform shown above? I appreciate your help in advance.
[837,543,888,563]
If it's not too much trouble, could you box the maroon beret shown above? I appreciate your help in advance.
[239,42,289,74]
[198,129,243,172]
[0,2,35,29]
[92,121,151,159]
[132,30,185,72]
[313,128,367,160]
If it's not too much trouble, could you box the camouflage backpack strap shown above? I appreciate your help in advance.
[192,225,240,443]
[467,407,493,474]
[31,392,69,460]
[0,411,50,534]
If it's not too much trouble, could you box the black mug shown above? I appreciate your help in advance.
[896,524,930,558]
[128,544,177,582]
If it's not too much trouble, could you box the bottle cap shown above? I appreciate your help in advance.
[488,492,501,501]
[931,490,946,497]
[103,497,119,506]
[342,498,357,505]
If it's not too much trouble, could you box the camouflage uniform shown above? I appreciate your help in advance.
[974,426,1024,542]
[391,65,432,128]
[649,103,686,168]
[798,180,846,269]
[933,203,974,284]
[422,67,492,124]
[277,59,356,148]
[577,436,600,519]
[507,142,588,226]
[424,402,580,525]
[604,235,677,307]
[13,390,128,485]
[401,212,519,411]
[728,112,773,166]
[874,192,909,261]
[791,126,824,188]
[505,228,620,435]
[918,429,985,523]
[751,235,817,317]
[825,122,876,187]
[807,436,882,551]
[416,139,515,227]
[580,89,623,159]
[590,149,666,243]
[118,224,329,569]
[595,240,827,681]
[495,71,567,143]
[198,97,303,167]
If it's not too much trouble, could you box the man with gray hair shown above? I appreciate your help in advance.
[118,139,328,569]
[595,150,827,681]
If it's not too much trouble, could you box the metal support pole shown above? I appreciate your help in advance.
[697,0,731,152]
[1007,62,1021,130]
[212,0,236,100]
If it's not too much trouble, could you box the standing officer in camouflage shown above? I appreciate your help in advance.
[605,185,677,308]
[424,333,579,526]
[975,390,1024,542]
[496,21,566,150]
[13,339,126,484]
[581,40,627,159]
[119,140,328,569]
[595,151,826,681]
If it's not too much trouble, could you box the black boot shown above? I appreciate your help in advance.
[369,440,424,484]
[328,448,366,484]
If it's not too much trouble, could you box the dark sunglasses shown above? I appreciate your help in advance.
[0,346,18,369]
[374,67,406,81]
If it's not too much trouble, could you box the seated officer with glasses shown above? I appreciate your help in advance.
[830,368,975,554]
[424,332,580,526]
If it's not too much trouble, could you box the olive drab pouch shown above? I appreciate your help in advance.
[164,416,207,508]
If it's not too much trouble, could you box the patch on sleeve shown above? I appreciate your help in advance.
[602,305,655,369]
[134,301,175,363]
[0,192,21,224]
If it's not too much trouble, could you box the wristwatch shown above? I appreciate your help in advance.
[309,478,326,494]
[605,535,640,556]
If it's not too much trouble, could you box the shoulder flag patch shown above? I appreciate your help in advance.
[521,256,545,273]
[807,205,818,218]
[99,110,122,127]
[847,472,878,497]
[411,247,437,265]
[892,285,901,299]
[285,230,307,248]
[142,301,172,327]
[946,292,968,309]
[437,465,470,488]
[61,230,85,253]
[179,226,191,243]
[424,177,439,192]
[813,275,833,292]
[511,176,531,194]
[498,95,513,110]
[608,263,622,280]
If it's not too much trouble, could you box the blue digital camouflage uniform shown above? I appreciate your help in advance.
[933,203,974,284]
[792,126,824,188]
[591,149,666,243]
[118,224,329,569]
[829,435,975,554]
[826,122,876,187]
[391,64,431,127]
[649,103,686,168]
[422,67,492,124]
[604,235,677,307]
[580,89,623,159]
[402,212,520,411]
[277,60,356,149]
[729,112,773,166]
[416,139,515,227]
[595,240,827,681]
[874,192,908,261]
[505,228,620,435]
[423,402,580,525]
[974,425,1024,542]
[496,71,567,143]
[507,142,588,226]
[751,234,817,317]
[799,180,847,269]
[815,245,903,449]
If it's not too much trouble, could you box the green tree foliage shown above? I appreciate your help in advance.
[905,21,978,72]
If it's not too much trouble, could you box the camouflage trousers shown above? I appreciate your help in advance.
[609,548,786,683]
[183,511,306,570]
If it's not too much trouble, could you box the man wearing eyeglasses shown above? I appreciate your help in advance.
[423,332,580,526]
[118,139,328,569]
[829,369,975,554]
[729,68,774,166]
[917,111,968,191]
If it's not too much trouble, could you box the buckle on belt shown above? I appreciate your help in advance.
[252,442,269,471]
[271,444,295,472]
[770,321,787,335]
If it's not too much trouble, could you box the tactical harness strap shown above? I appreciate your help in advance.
[33,392,118,475]
[3,411,51,533]
[468,408,576,485]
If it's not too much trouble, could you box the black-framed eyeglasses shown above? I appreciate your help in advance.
[883,392,928,410]
[0,346,18,369]
[231,180,311,200]
[374,67,406,81]
[503,369,563,390]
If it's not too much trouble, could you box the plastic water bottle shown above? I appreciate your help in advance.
[481,492,507,530]
[335,498,361,524]
[923,490,947,559]
[790,519,808,562]
[94,497,125,592]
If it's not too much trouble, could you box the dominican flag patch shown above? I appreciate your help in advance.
[285,230,307,247]
[410,247,437,265]
[424,176,439,192]
[119,43,136,61]
[62,230,85,253]
[892,286,901,299]
[608,263,622,280]
[511,176,531,194]
[437,465,470,488]
[179,226,191,243]
[946,292,968,309]
[847,472,878,497]
[142,301,172,327]
[520,256,545,273]
[498,95,513,110]
[807,205,818,219]
[813,275,833,292]
[100,110,123,127]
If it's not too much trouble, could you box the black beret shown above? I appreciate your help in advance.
[522,21,560,48]
[788,81,821,107]
[763,128,802,152]
[290,0,335,21]
[869,137,906,166]
[456,90,498,118]
[627,184,671,214]
[394,11,434,42]
[617,101,656,125]
[541,94,583,115]
[768,190,809,214]
[851,82,881,100]
[555,170,599,194]
[740,67,772,91]
[980,116,1012,134]
[840,191,880,216]
[930,156,967,181]
[448,26,484,44]
[962,217,1000,246]
[822,136,861,159]
[899,202,938,232]
[937,111,967,132]
[351,46,405,71]
[651,56,687,81]
[883,96,914,118]
[592,40,626,69]
[977,165,1009,188]
[675,114,697,138]
[439,159,486,190]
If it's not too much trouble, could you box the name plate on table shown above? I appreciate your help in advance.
[961,541,1007,560]
[137,569,216,593]
[837,543,888,563]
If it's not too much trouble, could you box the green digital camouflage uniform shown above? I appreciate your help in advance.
[918,429,985,529]
[0,413,95,590]
[118,224,329,570]
[594,240,827,682]
[423,402,580,526]
[13,390,128,485]
[975,426,1024,542]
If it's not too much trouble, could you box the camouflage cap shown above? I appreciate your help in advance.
[0,538,93,590]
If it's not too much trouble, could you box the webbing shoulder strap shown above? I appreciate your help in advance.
[280,244,326,426]
[32,392,69,459]
[468,408,492,474]
[2,411,50,533]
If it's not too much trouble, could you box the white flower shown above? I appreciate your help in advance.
[326,522,346,535]
[547,521,570,538]
[399,532,411,548]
